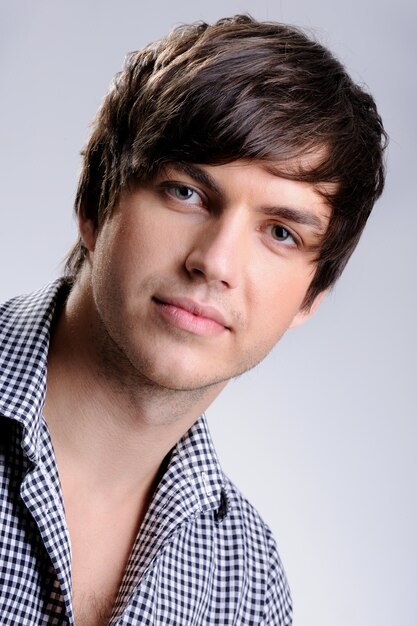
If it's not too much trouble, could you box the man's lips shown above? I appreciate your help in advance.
[153,296,230,336]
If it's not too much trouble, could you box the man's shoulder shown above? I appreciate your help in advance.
[197,471,292,623]
[174,414,288,583]
[221,473,284,558]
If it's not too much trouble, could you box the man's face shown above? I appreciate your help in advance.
[81,160,330,392]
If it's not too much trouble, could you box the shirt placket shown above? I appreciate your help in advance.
[20,457,74,625]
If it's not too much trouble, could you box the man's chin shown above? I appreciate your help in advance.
[140,368,230,395]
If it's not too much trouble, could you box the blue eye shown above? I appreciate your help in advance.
[169,185,203,204]
[161,181,205,210]
[173,185,194,200]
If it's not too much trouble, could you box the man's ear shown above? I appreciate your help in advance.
[289,290,328,329]
[78,214,97,253]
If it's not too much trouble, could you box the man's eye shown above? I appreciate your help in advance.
[270,225,295,244]
[170,185,200,203]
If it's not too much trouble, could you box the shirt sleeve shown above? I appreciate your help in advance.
[260,528,293,625]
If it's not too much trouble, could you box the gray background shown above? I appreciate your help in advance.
[1,1,416,625]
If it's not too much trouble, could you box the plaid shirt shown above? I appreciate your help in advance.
[0,281,292,625]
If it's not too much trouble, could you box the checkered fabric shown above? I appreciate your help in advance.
[0,281,292,625]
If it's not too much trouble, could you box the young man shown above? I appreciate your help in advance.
[0,15,386,626]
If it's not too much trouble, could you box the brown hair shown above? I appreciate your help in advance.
[66,14,387,307]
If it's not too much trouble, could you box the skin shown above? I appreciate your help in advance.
[44,159,331,625]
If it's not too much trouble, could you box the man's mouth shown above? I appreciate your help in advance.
[152,296,230,336]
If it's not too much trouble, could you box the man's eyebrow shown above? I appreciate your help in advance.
[166,162,223,196]
[262,205,327,234]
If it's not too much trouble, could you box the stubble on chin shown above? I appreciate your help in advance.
[91,301,230,425]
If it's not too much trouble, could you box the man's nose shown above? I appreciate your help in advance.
[184,214,246,289]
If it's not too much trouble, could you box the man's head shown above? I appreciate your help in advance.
[66,14,386,309]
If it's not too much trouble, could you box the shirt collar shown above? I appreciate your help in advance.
[153,411,226,519]
[0,279,68,462]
